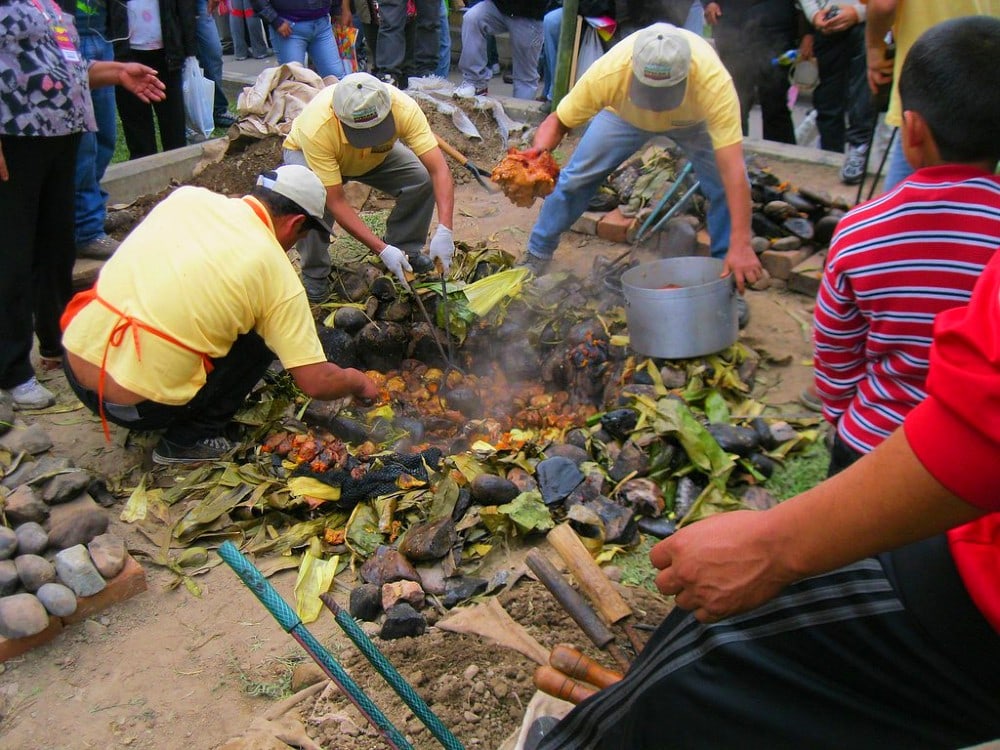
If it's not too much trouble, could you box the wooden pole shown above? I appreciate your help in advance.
[568,16,584,89]
[552,0,580,108]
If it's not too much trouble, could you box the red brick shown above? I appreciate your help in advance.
[62,554,148,625]
[0,617,63,663]
[596,208,636,244]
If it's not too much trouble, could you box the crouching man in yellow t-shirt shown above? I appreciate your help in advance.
[61,165,379,465]
[519,23,764,326]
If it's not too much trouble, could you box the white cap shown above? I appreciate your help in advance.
[256,165,332,234]
[331,72,397,148]
[630,23,691,112]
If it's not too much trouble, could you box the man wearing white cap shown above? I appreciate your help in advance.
[520,22,762,324]
[284,72,456,301]
[61,165,378,464]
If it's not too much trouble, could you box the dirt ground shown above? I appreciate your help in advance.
[0,123,848,749]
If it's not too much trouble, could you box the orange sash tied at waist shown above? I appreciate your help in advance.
[61,287,215,441]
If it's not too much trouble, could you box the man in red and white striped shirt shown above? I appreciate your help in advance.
[812,30,1000,473]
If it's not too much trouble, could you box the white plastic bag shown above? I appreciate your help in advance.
[576,26,605,82]
[182,57,215,138]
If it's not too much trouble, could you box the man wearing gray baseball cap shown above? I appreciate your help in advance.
[61,165,378,464]
[519,22,762,326]
[284,72,457,301]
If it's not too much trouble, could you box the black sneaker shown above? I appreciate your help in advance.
[214,111,236,128]
[152,435,236,465]
[514,253,551,276]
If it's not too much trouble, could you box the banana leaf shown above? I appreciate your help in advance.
[294,538,340,623]
[678,483,746,527]
[174,482,256,544]
[640,395,735,484]
[497,491,553,535]
[345,502,383,558]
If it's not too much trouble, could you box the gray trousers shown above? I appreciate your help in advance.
[459,0,542,100]
[284,145,434,282]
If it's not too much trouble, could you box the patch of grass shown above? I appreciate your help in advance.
[617,535,658,593]
[231,654,304,700]
[111,111,231,164]
[764,440,830,501]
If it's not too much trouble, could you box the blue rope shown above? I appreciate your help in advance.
[217,541,413,750]
[320,593,465,750]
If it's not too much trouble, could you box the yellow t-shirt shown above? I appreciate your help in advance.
[884,0,1000,127]
[555,28,743,150]
[283,85,439,185]
[62,188,326,405]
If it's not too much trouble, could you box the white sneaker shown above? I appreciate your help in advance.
[454,81,487,98]
[11,376,55,410]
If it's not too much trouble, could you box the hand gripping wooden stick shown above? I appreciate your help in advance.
[534,665,599,705]
[547,524,646,655]
[549,644,623,689]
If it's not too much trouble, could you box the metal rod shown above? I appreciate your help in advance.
[634,161,695,244]
[217,541,413,750]
[320,593,465,750]
[643,180,702,239]
[440,272,456,366]
[406,280,460,372]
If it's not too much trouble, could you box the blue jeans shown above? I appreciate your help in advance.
[527,111,731,260]
[459,0,542,99]
[273,16,346,79]
[882,128,912,192]
[75,31,116,245]
[436,0,452,77]
[194,0,230,115]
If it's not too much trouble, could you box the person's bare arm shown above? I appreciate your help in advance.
[88,61,166,102]
[288,362,378,402]
[419,146,455,230]
[714,142,761,292]
[651,428,984,622]
[325,184,387,253]
[527,112,571,156]
[0,141,7,182]
[704,1,722,25]
[865,0,897,93]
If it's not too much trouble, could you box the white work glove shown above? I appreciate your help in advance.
[379,244,412,284]
[428,225,455,273]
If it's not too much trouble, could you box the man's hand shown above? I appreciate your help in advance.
[379,245,413,284]
[118,63,166,103]
[866,42,894,95]
[428,225,454,273]
[348,368,379,403]
[276,20,293,38]
[817,4,859,33]
[721,243,762,293]
[0,141,7,182]
[651,510,794,622]
[798,33,815,61]
[704,2,722,25]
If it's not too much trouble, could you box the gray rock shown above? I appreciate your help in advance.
[379,602,426,640]
[536,457,584,507]
[0,423,53,455]
[4,485,49,526]
[543,443,590,466]
[358,546,420,588]
[750,236,771,255]
[54,545,107,597]
[771,235,803,252]
[349,583,383,621]
[609,440,650,482]
[0,391,13,437]
[44,494,109,550]
[0,593,50,639]
[14,521,48,555]
[617,478,666,517]
[659,364,688,390]
[35,582,77,617]
[442,576,488,608]
[14,554,56,592]
[0,456,73,491]
[87,534,126,579]
[398,518,457,562]
[0,526,17,559]
[0,560,19,596]
[41,470,91,505]
[469,474,520,506]
[584,497,638,546]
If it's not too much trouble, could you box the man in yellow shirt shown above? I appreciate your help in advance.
[61,165,378,464]
[520,23,762,324]
[284,72,456,302]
